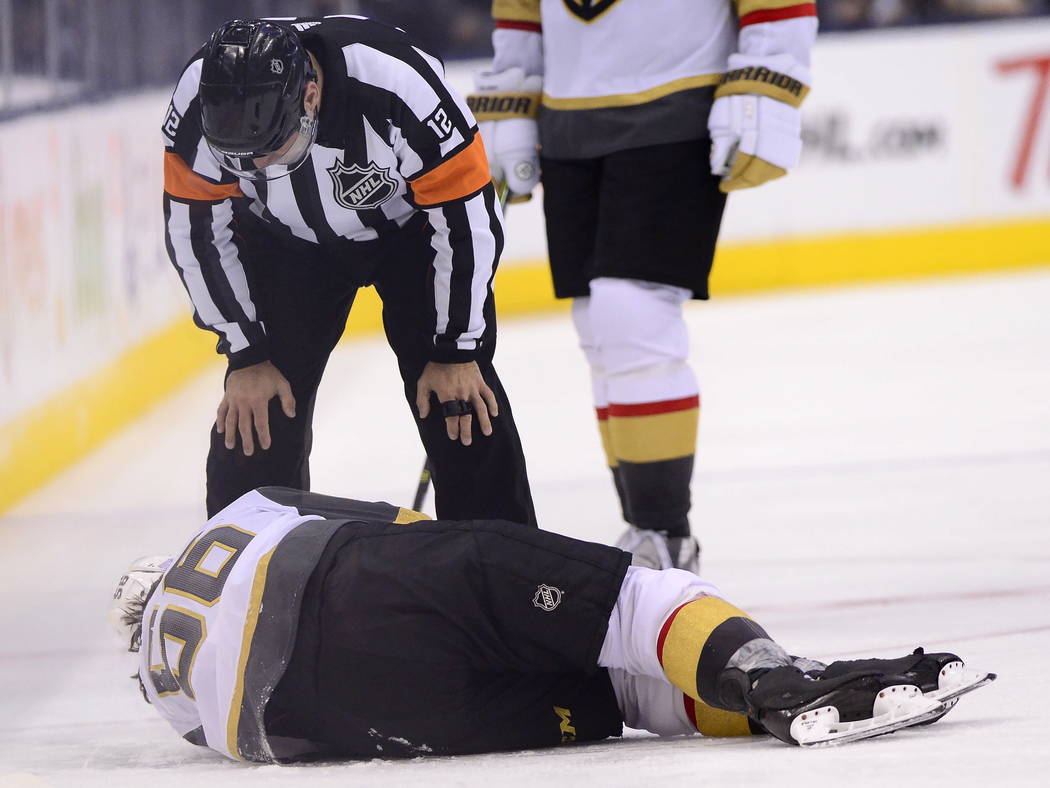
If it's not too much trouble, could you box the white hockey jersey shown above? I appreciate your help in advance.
[490,0,817,158]
[137,487,427,762]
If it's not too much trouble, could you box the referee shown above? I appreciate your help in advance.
[162,16,535,525]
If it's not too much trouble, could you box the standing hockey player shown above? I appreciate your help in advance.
[468,1,819,568]
[163,16,535,524]
[110,486,994,762]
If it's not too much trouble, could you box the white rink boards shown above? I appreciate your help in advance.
[1,270,1048,787]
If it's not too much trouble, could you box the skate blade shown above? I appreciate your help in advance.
[906,664,997,726]
[927,662,997,705]
[792,684,946,748]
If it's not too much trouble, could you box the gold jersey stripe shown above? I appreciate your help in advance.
[492,0,541,24]
[608,406,699,464]
[542,74,721,111]
[659,597,751,700]
[735,0,810,16]
[226,546,277,760]
[467,92,541,121]
[715,69,810,108]
[394,507,433,524]
[687,697,753,737]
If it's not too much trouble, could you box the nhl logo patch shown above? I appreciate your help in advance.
[327,159,398,210]
[563,0,622,23]
[533,584,563,612]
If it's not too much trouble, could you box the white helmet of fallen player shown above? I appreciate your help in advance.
[108,555,173,652]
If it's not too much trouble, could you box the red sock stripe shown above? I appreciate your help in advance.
[607,395,699,418]
[656,600,693,666]
[683,694,699,731]
[739,3,817,28]
[495,19,542,32]
[595,406,610,421]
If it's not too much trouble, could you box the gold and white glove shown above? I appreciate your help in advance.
[467,67,542,200]
[709,54,811,193]
[108,555,172,652]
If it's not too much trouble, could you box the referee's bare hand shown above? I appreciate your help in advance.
[216,360,296,456]
[416,361,499,446]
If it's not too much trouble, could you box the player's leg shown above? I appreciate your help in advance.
[589,140,728,571]
[586,277,700,570]
[205,217,359,516]
[372,218,537,526]
[542,156,635,523]
[267,521,836,750]
[608,669,759,738]
[601,566,989,745]
[266,518,632,756]
[267,520,991,752]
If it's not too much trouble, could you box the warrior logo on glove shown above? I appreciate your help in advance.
[327,160,398,210]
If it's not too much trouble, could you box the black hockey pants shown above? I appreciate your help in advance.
[265,518,631,758]
[204,211,536,527]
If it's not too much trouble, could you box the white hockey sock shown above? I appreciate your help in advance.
[598,565,722,679]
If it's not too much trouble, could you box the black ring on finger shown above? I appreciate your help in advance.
[440,399,474,418]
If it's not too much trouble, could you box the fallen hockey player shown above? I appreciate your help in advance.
[110,487,994,761]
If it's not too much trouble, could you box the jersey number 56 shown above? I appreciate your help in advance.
[147,525,255,699]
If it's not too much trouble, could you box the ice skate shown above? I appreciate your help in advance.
[615,526,700,572]
[809,648,996,725]
[717,664,947,747]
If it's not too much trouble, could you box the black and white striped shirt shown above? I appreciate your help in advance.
[162,15,502,368]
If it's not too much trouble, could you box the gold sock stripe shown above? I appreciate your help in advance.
[685,696,753,737]
[715,67,810,108]
[595,407,618,468]
[466,92,541,121]
[607,406,698,464]
[656,596,752,701]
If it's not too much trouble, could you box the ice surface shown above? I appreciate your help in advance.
[1,271,1048,786]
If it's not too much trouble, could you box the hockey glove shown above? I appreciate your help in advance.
[467,67,542,200]
[709,54,810,193]
[108,555,173,652]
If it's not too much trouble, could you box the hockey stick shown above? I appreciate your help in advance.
[411,457,433,511]
[411,180,513,512]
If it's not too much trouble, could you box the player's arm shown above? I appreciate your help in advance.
[370,43,505,444]
[466,0,543,200]
[388,52,497,365]
[162,60,266,368]
[709,1,819,191]
[163,60,294,455]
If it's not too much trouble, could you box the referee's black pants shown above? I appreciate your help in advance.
[204,212,537,527]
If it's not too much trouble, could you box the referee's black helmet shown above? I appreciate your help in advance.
[199,19,318,181]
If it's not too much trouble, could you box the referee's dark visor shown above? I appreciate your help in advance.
[200,81,317,182]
